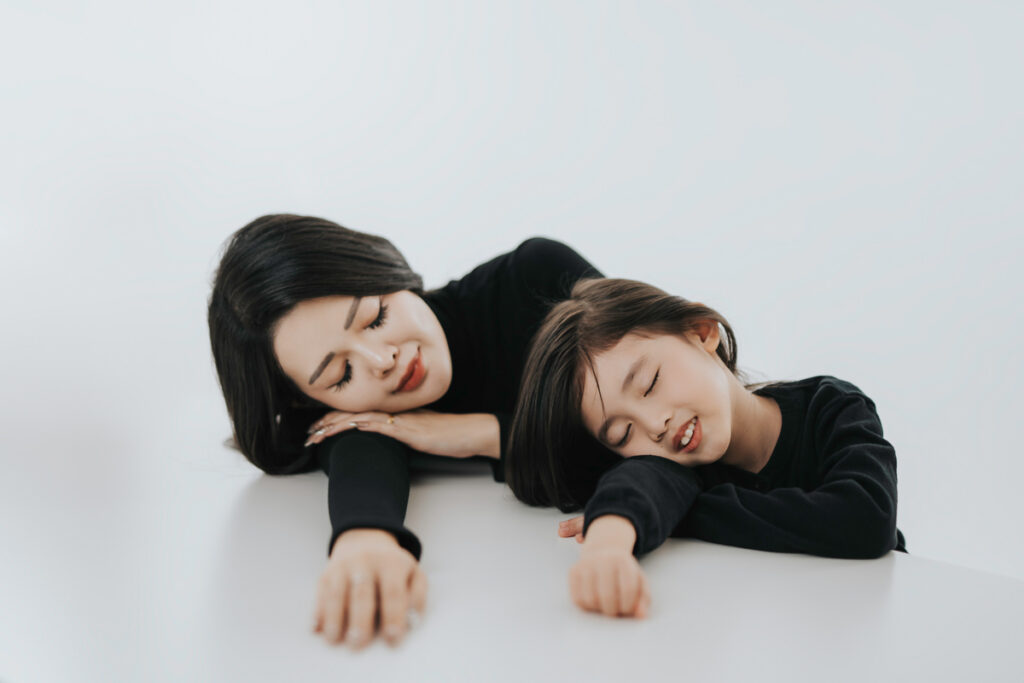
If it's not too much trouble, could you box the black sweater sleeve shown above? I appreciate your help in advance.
[316,431,422,560]
[583,456,703,556]
[677,388,899,559]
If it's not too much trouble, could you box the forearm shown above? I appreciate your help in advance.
[469,413,500,459]
[678,479,897,558]
[320,430,422,559]
[583,456,703,556]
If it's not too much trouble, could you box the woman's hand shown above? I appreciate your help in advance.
[313,528,427,648]
[307,410,500,459]
[568,515,650,618]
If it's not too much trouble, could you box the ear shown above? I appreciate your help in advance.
[692,319,721,354]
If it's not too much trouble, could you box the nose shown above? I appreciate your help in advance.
[354,342,399,377]
[642,411,672,442]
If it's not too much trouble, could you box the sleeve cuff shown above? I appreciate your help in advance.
[490,411,512,483]
[328,521,423,561]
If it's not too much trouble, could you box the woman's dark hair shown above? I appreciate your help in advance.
[208,214,423,474]
[506,278,739,511]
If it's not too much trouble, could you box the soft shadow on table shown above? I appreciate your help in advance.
[203,453,493,624]
[194,449,496,673]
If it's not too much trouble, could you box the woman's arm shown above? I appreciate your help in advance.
[307,409,501,460]
[312,429,423,647]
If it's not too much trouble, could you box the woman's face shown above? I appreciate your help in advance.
[273,291,452,414]
[579,327,733,466]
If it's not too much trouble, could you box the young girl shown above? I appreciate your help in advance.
[506,278,905,619]
[208,214,601,646]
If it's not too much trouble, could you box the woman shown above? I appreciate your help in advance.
[208,214,601,647]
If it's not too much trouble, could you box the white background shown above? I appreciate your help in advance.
[2,0,1022,632]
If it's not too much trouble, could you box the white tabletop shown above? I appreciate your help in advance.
[3,446,1022,683]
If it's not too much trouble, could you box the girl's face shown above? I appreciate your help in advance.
[273,291,452,414]
[579,326,733,466]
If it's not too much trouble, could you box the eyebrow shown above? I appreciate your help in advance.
[307,298,363,386]
[596,355,646,444]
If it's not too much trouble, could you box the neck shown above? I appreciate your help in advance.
[720,378,781,473]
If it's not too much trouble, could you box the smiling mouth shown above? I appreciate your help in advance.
[674,417,700,452]
[394,349,425,393]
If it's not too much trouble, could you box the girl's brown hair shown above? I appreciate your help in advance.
[506,278,739,511]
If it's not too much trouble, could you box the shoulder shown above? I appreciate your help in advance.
[759,375,882,432]
[759,375,875,407]
[508,237,603,296]
[435,237,601,303]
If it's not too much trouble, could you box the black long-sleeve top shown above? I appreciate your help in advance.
[582,376,906,560]
[313,238,602,558]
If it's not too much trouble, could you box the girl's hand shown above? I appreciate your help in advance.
[568,516,650,618]
[307,410,500,459]
[313,528,427,649]
[558,515,585,543]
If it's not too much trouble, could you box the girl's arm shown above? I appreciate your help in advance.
[566,459,700,618]
[679,391,899,559]
[583,455,704,555]
[569,515,651,618]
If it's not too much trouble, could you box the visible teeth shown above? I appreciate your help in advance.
[679,418,698,449]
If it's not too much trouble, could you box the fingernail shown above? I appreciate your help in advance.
[385,625,403,642]
[347,628,362,644]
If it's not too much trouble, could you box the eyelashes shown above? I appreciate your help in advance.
[644,370,659,397]
[330,361,352,391]
[615,368,660,447]
[330,298,389,392]
[367,301,389,329]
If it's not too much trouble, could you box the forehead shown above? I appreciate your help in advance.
[272,295,358,374]
[579,334,651,429]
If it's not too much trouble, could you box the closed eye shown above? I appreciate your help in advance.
[367,298,389,329]
[616,424,632,448]
[330,361,352,391]
[643,369,659,397]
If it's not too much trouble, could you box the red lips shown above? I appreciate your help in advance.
[395,350,426,393]
[674,417,702,453]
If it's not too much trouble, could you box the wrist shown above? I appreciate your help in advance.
[583,515,637,553]
[332,528,398,554]
[474,413,501,459]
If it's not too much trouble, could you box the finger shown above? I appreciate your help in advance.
[305,422,358,447]
[635,572,652,619]
[575,533,584,544]
[308,412,354,434]
[378,568,410,645]
[617,565,640,617]
[346,569,377,649]
[312,600,323,633]
[577,565,597,612]
[558,516,585,538]
[347,412,394,424]
[320,573,348,644]
[597,565,619,617]
[408,566,428,616]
